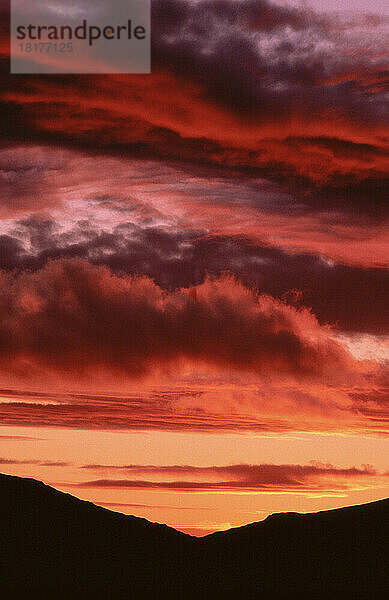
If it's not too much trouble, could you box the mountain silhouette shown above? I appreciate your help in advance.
[1,473,388,594]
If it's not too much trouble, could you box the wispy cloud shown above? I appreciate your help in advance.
[73,461,389,497]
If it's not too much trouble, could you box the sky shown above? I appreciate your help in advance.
[0,0,388,536]
[280,0,389,14]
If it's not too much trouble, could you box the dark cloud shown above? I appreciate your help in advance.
[73,461,386,494]
[1,218,388,334]
[0,257,352,381]
[79,462,376,478]
[0,1,387,219]
[151,0,385,122]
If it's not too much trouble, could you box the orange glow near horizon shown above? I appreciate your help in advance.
[1,424,389,535]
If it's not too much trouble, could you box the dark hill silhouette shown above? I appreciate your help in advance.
[1,473,388,595]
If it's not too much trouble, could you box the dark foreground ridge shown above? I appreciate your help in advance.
[1,473,388,594]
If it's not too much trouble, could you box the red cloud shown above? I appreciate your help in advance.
[1,0,387,223]
[73,461,389,496]
[0,258,354,383]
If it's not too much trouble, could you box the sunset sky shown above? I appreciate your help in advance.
[0,0,388,536]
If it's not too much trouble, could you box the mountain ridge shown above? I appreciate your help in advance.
[1,472,388,594]
[0,472,190,538]
[201,495,389,539]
